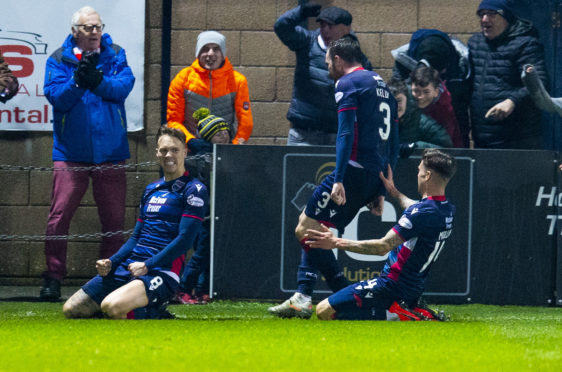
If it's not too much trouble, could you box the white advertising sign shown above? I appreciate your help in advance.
[0,0,145,131]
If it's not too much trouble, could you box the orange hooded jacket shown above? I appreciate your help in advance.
[167,57,253,144]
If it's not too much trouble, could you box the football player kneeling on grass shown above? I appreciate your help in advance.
[305,149,455,321]
[63,127,208,319]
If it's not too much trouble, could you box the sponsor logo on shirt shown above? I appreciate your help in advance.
[186,194,204,207]
[398,215,413,229]
[147,195,167,212]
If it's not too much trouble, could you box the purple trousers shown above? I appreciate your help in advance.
[44,161,126,281]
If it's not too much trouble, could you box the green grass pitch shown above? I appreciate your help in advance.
[0,301,561,371]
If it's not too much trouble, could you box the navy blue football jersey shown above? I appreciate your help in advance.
[380,195,455,300]
[127,173,208,271]
[334,68,399,182]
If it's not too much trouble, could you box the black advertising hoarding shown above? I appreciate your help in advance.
[211,146,558,306]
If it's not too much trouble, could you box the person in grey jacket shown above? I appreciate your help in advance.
[468,0,548,149]
[274,3,372,145]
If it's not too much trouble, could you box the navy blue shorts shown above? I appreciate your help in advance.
[304,165,383,231]
[82,264,179,309]
[327,277,397,320]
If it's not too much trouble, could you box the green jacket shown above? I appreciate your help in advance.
[399,94,453,148]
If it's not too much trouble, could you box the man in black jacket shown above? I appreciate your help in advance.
[274,2,372,146]
[468,0,548,149]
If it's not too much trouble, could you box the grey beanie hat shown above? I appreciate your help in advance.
[195,31,226,58]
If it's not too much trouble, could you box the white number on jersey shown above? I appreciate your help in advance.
[419,240,446,273]
[378,102,391,140]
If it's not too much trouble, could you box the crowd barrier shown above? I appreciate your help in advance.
[1,146,560,306]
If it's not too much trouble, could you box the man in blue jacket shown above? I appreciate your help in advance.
[274,2,372,146]
[40,6,135,300]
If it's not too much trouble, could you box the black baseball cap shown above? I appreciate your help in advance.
[316,7,352,26]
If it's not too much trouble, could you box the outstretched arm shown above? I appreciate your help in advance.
[305,224,404,256]
[380,164,416,210]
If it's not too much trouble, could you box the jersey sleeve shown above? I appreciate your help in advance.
[182,181,209,221]
[391,204,426,242]
[334,77,358,182]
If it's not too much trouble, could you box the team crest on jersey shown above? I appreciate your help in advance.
[187,194,204,207]
[334,91,343,103]
[398,215,413,229]
[196,184,203,192]
[243,101,250,110]
[172,180,185,192]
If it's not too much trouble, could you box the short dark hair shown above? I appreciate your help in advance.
[157,125,187,144]
[410,65,441,88]
[422,148,457,180]
[387,77,408,98]
[327,34,363,64]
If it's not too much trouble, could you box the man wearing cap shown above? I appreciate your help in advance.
[274,2,372,146]
[167,31,253,152]
[468,0,548,149]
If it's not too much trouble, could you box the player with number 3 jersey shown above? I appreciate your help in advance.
[268,35,399,319]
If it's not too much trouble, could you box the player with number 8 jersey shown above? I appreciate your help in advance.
[63,127,208,319]
[268,35,399,319]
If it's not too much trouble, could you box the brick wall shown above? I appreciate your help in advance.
[0,0,481,285]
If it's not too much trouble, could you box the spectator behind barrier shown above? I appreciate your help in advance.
[167,31,253,149]
[387,78,452,159]
[40,6,135,301]
[410,66,464,148]
[0,51,19,103]
[274,3,372,146]
[391,29,471,147]
[468,0,548,149]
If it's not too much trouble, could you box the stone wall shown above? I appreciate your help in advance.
[0,0,481,285]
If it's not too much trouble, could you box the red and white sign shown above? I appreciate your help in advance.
[0,0,144,131]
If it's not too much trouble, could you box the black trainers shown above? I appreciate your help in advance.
[39,277,61,301]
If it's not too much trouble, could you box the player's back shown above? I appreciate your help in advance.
[336,68,398,174]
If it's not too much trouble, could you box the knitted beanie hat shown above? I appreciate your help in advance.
[193,107,230,141]
[477,0,516,23]
[195,31,226,58]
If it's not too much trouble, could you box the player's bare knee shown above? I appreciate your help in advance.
[316,299,335,320]
[62,300,77,318]
[63,289,99,318]
[100,298,121,319]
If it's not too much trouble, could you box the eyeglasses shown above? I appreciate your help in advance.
[477,10,499,19]
[75,24,105,32]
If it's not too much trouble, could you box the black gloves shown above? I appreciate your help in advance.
[74,51,103,90]
[399,143,417,159]
[301,3,321,18]
[187,138,213,154]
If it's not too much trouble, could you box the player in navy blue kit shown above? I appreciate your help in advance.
[269,35,399,319]
[62,127,208,319]
[305,148,456,320]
